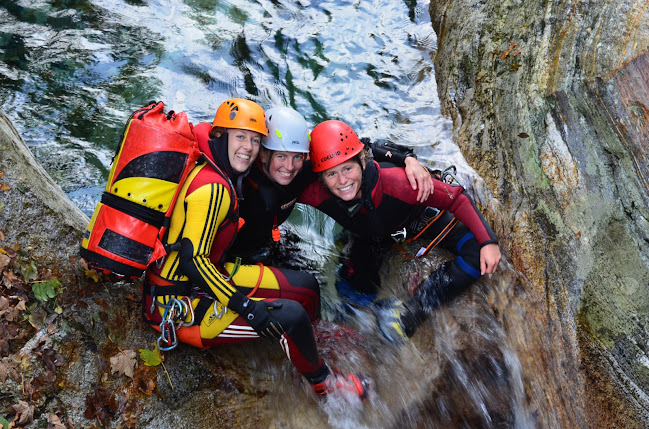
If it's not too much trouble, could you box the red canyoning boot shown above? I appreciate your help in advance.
[311,370,369,400]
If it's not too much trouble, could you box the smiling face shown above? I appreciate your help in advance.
[321,158,364,201]
[260,149,306,185]
[227,129,262,173]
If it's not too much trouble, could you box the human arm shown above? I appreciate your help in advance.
[424,178,499,249]
[365,138,433,202]
[177,182,286,338]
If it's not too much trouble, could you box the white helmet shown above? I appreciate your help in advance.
[263,106,310,153]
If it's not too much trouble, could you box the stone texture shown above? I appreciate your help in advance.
[430,0,649,426]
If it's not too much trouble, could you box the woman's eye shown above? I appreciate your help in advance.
[294,155,304,162]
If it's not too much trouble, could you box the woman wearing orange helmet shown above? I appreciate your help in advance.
[143,100,366,399]
[301,120,502,344]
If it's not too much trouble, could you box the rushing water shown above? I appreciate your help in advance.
[0,0,532,427]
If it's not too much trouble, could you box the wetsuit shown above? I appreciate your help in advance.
[299,159,498,308]
[143,123,326,382]
[226,136,415,262]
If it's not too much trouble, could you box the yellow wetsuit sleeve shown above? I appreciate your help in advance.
[176,182,240,307]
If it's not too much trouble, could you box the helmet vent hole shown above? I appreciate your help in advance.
[143,199,147,203]
[127,193,131,197]
[158,204,163,209]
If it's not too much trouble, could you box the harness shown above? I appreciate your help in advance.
[391,166,463,259]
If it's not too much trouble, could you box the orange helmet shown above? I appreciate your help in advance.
[212,98,268,136]
[310,120,364,172]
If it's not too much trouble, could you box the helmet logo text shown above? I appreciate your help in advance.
[321,151,341,162]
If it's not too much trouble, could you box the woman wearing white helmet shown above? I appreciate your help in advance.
[229,105,433,262]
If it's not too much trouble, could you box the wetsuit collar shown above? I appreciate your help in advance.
[336,159,381,217]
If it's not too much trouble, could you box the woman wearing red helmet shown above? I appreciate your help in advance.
[143,100,367,399]
[301,120,502,343]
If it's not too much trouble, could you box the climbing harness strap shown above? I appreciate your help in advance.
[392,165,463,259]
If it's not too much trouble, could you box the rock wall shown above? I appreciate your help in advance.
[0,109,88,276]
[429,0,649,426]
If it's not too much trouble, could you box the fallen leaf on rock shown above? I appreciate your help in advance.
[85,387,118,425]
[94,298,110,310]
[0,183,10,191]
[0,296,8,311]
[0,230,5,241]
[47,413,66,429]
[2,270,19,288]
[518,132,530,138]
[513,49,522,56]
[139,346,162,366]
[42,348,65,372]
[0,356,20,383]
[110,349,137,378]
[10,400,34,426]
[509,42,518,50]
[138,378,156,395]
[0,253,10,271]
[499,50,509,60]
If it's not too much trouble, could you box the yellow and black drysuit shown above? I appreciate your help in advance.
[143,126,328,383]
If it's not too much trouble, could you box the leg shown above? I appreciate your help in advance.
[337,235,385,306]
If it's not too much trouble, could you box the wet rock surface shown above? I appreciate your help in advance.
[430,0,649,426]
[2,0,649,426]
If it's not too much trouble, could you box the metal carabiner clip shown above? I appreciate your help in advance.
[391,227,407,243]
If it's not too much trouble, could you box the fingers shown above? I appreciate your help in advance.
[406,169,418,191]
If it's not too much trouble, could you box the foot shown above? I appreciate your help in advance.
[372,299,408,345]
[311,372,369,400]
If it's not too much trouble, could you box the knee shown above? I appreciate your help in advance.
[276,299,311,328]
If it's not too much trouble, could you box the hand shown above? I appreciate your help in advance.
[404,157,434,202]
[480,243,501,275]
[240,299,285,340]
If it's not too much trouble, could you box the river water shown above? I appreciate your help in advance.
[0,0,533,427]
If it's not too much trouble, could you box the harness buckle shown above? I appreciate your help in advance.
[213,301,228,319]
[391,227,407,243]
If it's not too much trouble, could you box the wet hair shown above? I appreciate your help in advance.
[209,126,226,139]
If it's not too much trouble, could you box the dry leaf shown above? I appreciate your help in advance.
[110,350,137,379]
[0,183,9,191]
[0,296,8,311]
[47,413,66,429]
[518,132,530,138]
[0,357,20,383]
[0,171,3,179]
[11,400,35,425]
[0,230,5,241]
[510,63,521,71]
[513,49,522,57]
[0,253,10,271]
[499,50,509,60]
[508,42,518,50]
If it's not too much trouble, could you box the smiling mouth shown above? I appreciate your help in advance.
[338,184,353,192]
[278,171,294,178]
[236,153,251,161]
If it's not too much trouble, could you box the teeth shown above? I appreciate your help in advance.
[236,154,250,160]
[339,184,353,192]
[279,172,292,177]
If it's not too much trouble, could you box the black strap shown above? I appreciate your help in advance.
[101,192,165,228]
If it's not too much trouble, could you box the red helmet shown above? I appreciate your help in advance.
[310,120,364,172]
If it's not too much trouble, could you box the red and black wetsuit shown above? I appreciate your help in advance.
[299,159,498,307]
